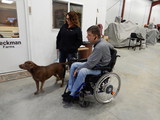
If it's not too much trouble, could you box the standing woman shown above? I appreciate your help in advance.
[56,11,82,77]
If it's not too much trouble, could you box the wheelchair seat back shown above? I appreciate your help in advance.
[107,48,118,72]
[92,48,119,72]
[83,48,119,92]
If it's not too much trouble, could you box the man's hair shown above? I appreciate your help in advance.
[65,11,80,27]
[87,25,101,38]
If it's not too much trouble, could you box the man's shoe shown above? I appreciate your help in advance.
[73,96,79,102]
[62,91,71,98]
[63,95,73,103]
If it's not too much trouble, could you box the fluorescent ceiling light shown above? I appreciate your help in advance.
[1,0,14,4]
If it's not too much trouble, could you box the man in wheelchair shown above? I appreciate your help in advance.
[62,25,115,103]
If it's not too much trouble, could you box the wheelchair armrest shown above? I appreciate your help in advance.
[117,55,120,57]
[78,58,87,62]
[70,57,87,63]
[92,65,111,71]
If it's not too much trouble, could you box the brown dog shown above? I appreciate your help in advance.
[19,61,67,95]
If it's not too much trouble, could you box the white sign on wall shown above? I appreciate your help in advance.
[0,40,21,48]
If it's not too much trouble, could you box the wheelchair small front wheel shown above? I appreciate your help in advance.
[94,72,121,104]
[79,100,90,107]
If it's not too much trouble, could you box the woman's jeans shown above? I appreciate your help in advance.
[59,50,77,78]
[68,62,101,96]
[59,50,77,63]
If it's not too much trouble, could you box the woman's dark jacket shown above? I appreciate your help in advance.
[56,24,82,53]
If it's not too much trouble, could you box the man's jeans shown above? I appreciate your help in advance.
[68,62,101,96]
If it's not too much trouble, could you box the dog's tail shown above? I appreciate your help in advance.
[60,62,73,68]
[60,62,69,65]
[60,62,70,65]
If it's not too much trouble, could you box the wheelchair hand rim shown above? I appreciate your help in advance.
[94,72,121,104]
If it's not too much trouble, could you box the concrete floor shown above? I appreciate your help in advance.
[0,44,160,120]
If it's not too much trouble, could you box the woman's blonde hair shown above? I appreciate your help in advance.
[65,11,80,27]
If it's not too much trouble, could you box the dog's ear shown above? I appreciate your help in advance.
[25,61,35,70]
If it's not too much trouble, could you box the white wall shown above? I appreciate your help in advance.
[96,0,107,34]
[105,0,152,27]
[80,0,98,41]
[150,5,160,24]
[26,0,54,65]
[25,0,159,66]
[82,0,107,38]
[123,0,151,25]
[105,0,123,28]
[26,0,101,65]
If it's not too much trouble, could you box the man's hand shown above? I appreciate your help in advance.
[73,69,78,77]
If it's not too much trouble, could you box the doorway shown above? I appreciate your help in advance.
[0,0,29,73]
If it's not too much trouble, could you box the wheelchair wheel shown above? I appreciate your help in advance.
[94,72,121,104]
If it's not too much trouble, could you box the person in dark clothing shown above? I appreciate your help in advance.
[56,11,83,77]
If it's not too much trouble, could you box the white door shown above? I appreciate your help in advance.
[0,0,29,73]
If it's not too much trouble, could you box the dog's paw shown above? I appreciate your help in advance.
[34,91,39,95]
[40,89,45,93]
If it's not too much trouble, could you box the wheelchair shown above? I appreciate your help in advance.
[64,48,121,107]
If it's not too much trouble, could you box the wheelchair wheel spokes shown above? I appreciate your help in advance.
[94,73,121,104]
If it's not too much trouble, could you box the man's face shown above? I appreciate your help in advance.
[87,31,97,44]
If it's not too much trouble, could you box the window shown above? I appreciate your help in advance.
[0,1,19,38]
[70,3,83,27]
[52,0,83,29]
[52,2,67,28]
